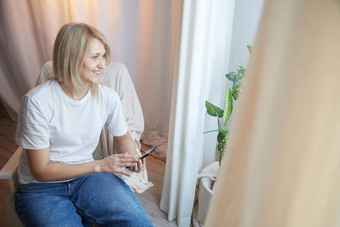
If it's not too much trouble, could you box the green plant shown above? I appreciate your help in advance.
[204,45,251,165]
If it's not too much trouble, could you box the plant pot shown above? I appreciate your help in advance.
[193,161,219,226]
[196,177,214,224]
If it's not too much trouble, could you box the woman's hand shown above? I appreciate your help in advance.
[95,153,138,176]
[114,132,146,174]
[128,158,146,173]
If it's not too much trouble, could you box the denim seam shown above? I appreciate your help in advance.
[69,198,100,224]
[68,176,100,223]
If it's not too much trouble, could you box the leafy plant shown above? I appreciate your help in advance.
[204,45,251,165]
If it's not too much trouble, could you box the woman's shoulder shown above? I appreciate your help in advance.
[23,80,57,106]
[19,80,58,118]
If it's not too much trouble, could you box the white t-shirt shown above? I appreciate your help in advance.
[16,80,128,184]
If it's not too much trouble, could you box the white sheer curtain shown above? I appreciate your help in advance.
[160,0,236,226]
[205,0,340,226]
[0,0,174,149]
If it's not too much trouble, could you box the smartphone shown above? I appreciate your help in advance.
[139,146,157,160]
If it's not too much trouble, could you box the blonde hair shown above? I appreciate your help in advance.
[52,23,111,97]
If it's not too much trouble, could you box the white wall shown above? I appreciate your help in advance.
[228,0,264,71]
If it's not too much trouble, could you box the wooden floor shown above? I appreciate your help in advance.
[0,102,177,226]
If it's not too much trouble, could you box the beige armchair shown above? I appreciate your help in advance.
[0,61,152,226]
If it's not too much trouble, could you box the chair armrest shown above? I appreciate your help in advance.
[0,147,22,192]
[0,147,22,180]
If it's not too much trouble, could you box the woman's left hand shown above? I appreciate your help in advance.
[128,158,145,173]
[114,132,146,173]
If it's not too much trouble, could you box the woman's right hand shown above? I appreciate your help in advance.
[95,153,138,176]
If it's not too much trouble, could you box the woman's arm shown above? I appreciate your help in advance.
[114,132,145,173]
[27,147,138,182]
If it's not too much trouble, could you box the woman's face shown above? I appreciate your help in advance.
[80,38,106,86]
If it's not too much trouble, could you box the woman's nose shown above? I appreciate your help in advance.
[98,57,106,69]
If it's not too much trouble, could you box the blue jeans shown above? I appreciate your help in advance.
[15,173,153,227]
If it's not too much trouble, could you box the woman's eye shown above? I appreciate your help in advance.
[92,56,98,59]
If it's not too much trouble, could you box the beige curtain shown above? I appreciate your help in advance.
[205,0,340,226]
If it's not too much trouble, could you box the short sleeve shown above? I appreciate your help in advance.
[104,89,128,137]
[15,96,50,149]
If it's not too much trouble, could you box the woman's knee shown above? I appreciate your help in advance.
[98,209,153,227]
[122,209,153,227]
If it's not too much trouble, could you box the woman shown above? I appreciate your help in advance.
[15,23,153,226]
